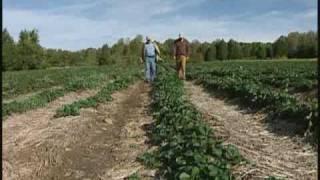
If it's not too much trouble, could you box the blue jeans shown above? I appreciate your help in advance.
[145,56,156,82]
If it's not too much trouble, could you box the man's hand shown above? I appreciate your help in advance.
[139,57,144,64]
[173,56,176,60]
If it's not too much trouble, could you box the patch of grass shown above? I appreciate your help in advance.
[2,64,129,100]
[140,66,245,179]
[3,65,141,118]
[137,151,162,169]
[54,74,139,118]
[64,73,106,91]
[187,60,318,143]
[126,173,141,180]
[129,144,139,149]
[3,65,118,99]
[2,88,65,118]
[265,176,285,180]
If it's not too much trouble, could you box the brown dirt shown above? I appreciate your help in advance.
[294,89,317,102]
[3,81,153,180]
[185,81,317,180]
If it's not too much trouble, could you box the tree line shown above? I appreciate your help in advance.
[2,28,317,71]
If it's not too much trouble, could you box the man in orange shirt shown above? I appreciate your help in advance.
[173,33,190,80]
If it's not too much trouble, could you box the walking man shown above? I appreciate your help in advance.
[173,33,190,80]
[141,36,160,83]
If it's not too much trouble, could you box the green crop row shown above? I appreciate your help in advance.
[2,88,66,118]
[193,75,316,124]
[54,72,141,117]
[2,74,103,119]
[2,65,141,119]
[2,65,122,99]
[187,61,318,143]
[138,67,244,179]
[188,61,317,93]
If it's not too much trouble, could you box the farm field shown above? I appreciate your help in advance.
[187,60,318,140]
[2,65,140,117]
[2,60,317,180]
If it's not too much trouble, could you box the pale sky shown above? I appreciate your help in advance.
[3,0,317,50]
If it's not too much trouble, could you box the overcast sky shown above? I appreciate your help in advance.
[3,0,317,51]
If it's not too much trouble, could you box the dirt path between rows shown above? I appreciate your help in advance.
[3,81,153,180]
[185,81,317,180]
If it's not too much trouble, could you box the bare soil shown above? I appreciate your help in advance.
[185,81,317,180]
[3,81,153,180]
[294,89,317,102]
[4,79,316,180]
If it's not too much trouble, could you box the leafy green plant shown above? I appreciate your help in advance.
[3,65,121,99]
[140,66,245,179]
[126,173,141,180]
[54,73,140,118]
[3,88,65,118]
[265,176,285,180]
[3,65,141,119]
[187,61,317,143]
[137,151,161,169]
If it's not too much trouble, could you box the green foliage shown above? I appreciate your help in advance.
[273,36,288,58]
[287,32,300,58]
[189,40,204,62]
[55,72,140,118]
[3,88,65,118]
[45,49,83,67]
[64,73,106,91]
[265,176,285,180]
[2,29,317,72]
[205,43,217,61]
[2,28,17,71]
[160,38,175,61]
[2,65,121,99]
[15,29,44,70]
[126,173,141,180]
[141,67,244,179]
[240,43,252,58]
[187,60,317,143]
[288,31,318,58]
[98,43,112,65]
[297,31,318,58]
[137,151,162,169]
[216,40,228,60]
[129,35,144,57]
[83,48,98,65]
[256,43,267,59]
[228,40,242,59]
[2,65,139,118]
[266,43,274,59]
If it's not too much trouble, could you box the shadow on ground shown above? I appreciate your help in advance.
[189,80,317,148]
